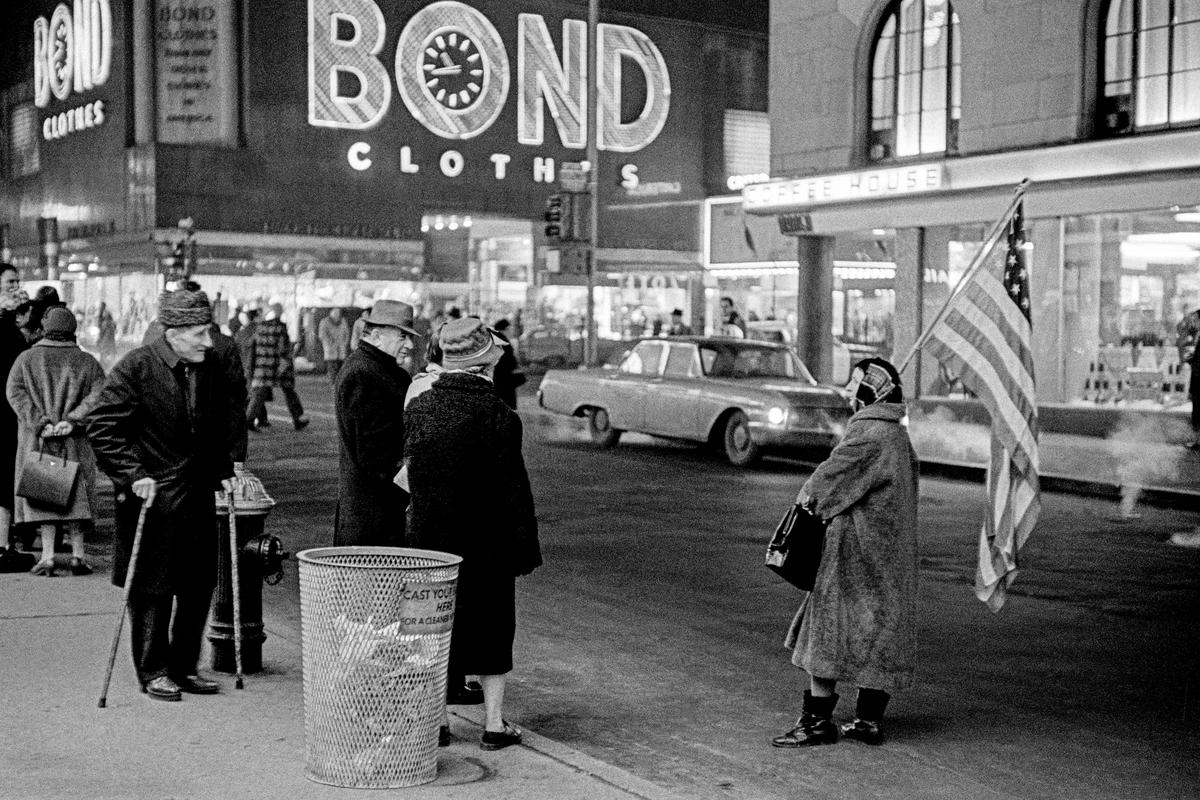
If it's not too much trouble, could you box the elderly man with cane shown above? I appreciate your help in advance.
[88,289,237,702]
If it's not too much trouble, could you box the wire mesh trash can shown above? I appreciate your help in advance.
[297,547,462,788]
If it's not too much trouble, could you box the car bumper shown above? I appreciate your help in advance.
[755,428,841,452]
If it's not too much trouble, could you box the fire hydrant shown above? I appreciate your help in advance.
[208,463,288,675]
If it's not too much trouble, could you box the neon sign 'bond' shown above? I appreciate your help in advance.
[309,0,671,155]
[33,0,113,141]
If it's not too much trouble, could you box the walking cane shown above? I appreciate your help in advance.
[227,489,245,690]
[98,490,154,708]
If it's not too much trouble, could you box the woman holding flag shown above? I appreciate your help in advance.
[772,358,919,749]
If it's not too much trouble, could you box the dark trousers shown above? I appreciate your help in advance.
[128,586,214,684]
[246,384,304,424]
[326,359,344,382]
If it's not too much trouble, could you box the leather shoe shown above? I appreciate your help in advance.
[840,718,884,745]
[172,674,221,694]
[480,721,522,751]
[771,716,838,748]
[142,676,182,702]
[447,680,484,705]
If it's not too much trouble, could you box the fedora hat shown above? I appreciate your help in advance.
[362,299,420,336]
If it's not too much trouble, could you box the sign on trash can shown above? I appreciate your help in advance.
[297,547,462,788]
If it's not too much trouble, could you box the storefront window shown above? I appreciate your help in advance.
[1063,209,1197,406]
[833,229,896,361]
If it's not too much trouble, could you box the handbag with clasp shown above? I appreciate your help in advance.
[16,438,80,511]
[764,502,826,591]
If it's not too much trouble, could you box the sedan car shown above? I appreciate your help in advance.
[536,336,852,466]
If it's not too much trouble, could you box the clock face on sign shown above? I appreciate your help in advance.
[421,29,486,110]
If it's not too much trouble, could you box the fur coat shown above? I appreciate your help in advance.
[786,402,919,692]
[6,341,106,523]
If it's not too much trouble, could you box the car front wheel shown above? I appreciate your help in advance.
[723,410,760,467]
[588,407,621,447]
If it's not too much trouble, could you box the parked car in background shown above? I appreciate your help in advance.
[745,320,886,385]
[519,325,632,369]
[536,336,851,467]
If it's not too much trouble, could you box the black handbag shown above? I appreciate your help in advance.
[16,439,80,511]
[764,503,826,591]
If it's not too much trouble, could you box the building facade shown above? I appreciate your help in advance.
[740,0,1199,425]
[0,0,766,347]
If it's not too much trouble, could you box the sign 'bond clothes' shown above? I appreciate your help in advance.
[308,0,671,153]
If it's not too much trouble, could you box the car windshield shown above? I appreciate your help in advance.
[698,343,815,383]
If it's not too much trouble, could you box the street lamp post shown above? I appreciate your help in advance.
[584,0,599,367]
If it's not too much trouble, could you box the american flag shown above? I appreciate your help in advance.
[926,201,1041,611]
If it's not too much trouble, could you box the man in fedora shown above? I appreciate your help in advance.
[333,299,421,546]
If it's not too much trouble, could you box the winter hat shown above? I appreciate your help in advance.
[158,289,212,328]
[41,306,77,336]
[439,317,504,368]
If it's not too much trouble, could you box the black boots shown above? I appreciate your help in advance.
[771,690,839,748]
[840,688,889,746]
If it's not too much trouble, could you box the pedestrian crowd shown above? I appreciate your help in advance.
[0,259,924,753]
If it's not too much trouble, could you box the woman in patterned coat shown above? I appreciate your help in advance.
[773,358,919,749]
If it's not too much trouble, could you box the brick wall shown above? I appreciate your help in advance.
[769,0,1089,177]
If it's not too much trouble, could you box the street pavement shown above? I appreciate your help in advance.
[1,374,1197,800]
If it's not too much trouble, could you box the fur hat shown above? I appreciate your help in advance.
[41,306,77,335]
[159,289,212,328]
[438,317,505,368]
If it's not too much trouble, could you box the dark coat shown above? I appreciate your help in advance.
[143,324,247,462]
[7,341,106,524]
[404,372,541,674]
[0,313,29,511]
[491,333,525,409]
[86,338,235,595]
[786,402,919,692]
[333,342,411,546]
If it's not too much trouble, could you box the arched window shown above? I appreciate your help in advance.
[868,0,961,162]
[1100,0,1200,135]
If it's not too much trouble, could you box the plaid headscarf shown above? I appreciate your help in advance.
[852,358,902,407]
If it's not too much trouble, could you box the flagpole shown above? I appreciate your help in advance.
[896,178,1030,376]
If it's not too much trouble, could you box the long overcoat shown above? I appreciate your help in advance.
[333,341,410,546]
[6,341,106,524]
[86,338,235,594]
[0,313,29,512]
[404,371,541,676]
[786,402,919,692]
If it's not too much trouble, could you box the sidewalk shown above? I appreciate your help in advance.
[0,570,686,800]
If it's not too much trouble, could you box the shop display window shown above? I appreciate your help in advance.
[1063,209,1197,407]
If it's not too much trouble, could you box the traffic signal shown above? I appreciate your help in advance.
[544,193,563,240]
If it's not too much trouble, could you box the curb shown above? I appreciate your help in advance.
[519,406,1200,510]
[451,708,692,800]
[917,459,1200,510]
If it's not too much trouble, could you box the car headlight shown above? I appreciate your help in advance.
[767,406,786,425]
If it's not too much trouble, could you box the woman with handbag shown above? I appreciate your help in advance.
[772,358,919,749]
[6,307,106,576]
